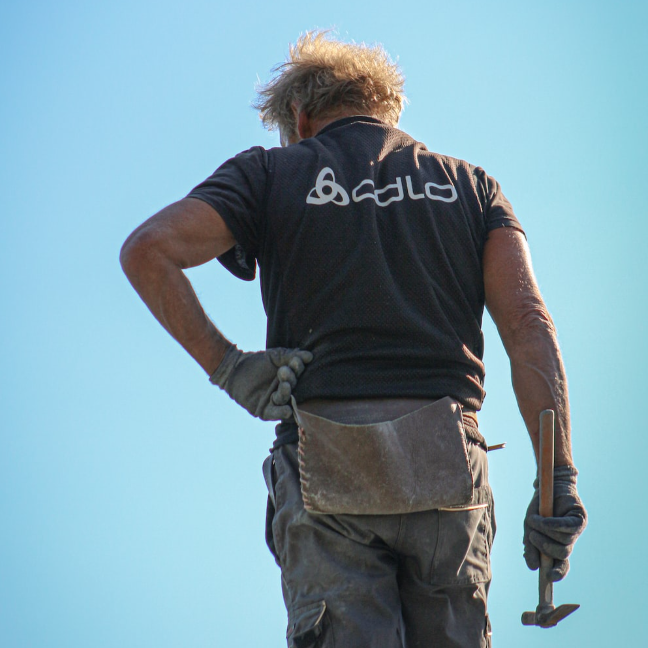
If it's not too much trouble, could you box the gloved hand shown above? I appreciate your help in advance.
[209,344,313,421]
[523,465,587,582]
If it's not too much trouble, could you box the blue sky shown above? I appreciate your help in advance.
[1,1,646,646]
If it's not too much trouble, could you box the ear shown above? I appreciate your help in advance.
[297,109,314,140]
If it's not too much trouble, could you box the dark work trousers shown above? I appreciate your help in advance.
[263,440,495,648]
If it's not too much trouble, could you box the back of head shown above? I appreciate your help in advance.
[253,31,406,144]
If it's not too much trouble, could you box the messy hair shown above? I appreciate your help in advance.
[253,31,406,142]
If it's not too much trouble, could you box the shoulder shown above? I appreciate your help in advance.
[227,145,270,172]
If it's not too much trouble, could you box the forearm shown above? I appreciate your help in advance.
[516,328,586,582]
[483,219,584,577]
[120,239,231,375]
[503,315,573,467]
[483,228,574,467]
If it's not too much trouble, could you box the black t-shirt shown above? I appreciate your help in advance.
[188,116,523,440]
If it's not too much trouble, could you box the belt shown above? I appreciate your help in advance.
[298,398,486,450]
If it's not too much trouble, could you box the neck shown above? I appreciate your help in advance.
[295,110,373,143]
[310,112,368,135]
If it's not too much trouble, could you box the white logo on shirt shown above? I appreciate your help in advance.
[353,177,404,206]
[306,167,350,206]
[306,169,457,206]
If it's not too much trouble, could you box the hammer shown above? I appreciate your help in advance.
[521,409,580,628]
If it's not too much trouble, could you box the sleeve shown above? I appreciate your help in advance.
[187,146,269,281]
[473,166,526,236]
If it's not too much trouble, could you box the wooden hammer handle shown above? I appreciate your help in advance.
[539,409,555,586]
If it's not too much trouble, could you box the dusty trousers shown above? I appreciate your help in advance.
[263,440,495,648]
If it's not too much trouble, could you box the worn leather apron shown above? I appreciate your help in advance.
[292,396,476,516]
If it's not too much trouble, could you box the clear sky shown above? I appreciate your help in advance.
[1,1,646,646]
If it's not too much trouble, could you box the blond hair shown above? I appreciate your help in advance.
[253,31,406,142]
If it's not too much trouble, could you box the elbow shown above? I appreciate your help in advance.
[119,233,141,279]
[499,301,558,348]
[516,303,556,334]
[120,227,159,281]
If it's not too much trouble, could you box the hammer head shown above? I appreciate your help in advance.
[521,604,580,628]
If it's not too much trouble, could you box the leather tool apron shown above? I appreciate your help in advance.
[292,396,475,515]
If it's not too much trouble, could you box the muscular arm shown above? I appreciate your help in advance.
[119,197,236,375]
[484,227,573,467]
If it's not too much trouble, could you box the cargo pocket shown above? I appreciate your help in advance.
[485,613,493,647]
[262,454,280,565]
[486,489,496,552]
[430,485,492,585]
[287,600,327,648]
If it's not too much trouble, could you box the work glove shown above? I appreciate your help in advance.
[523,465,587,582]
[209,344,313,421]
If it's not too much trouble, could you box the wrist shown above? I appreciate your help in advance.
[208,343,240,388]
[194,330,236,375]
[533,465,578,489]
[554,464,578,481]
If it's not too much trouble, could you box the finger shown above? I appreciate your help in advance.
[528,531,573,561]
[527,523,577,546]
[528,512,586,532]
[277,366,298,388]
[269,348,312,368]
[262,404,293,421]
[523,516,538,569]
[272,381,292,406]
[527,514,586,540]
[295,350,313,363]
[549,559,570,582]
[523,542,540,571]
[552,494,586,519]
[268,348,294,366]
[287,356,306,377]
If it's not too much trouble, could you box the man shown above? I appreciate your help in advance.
[121,32,586,648]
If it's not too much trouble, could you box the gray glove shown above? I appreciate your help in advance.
[209,344,313,421]
[523,465,587,582]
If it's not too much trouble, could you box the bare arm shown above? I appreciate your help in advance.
[120,197,236,375]
[484,227,573,467]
